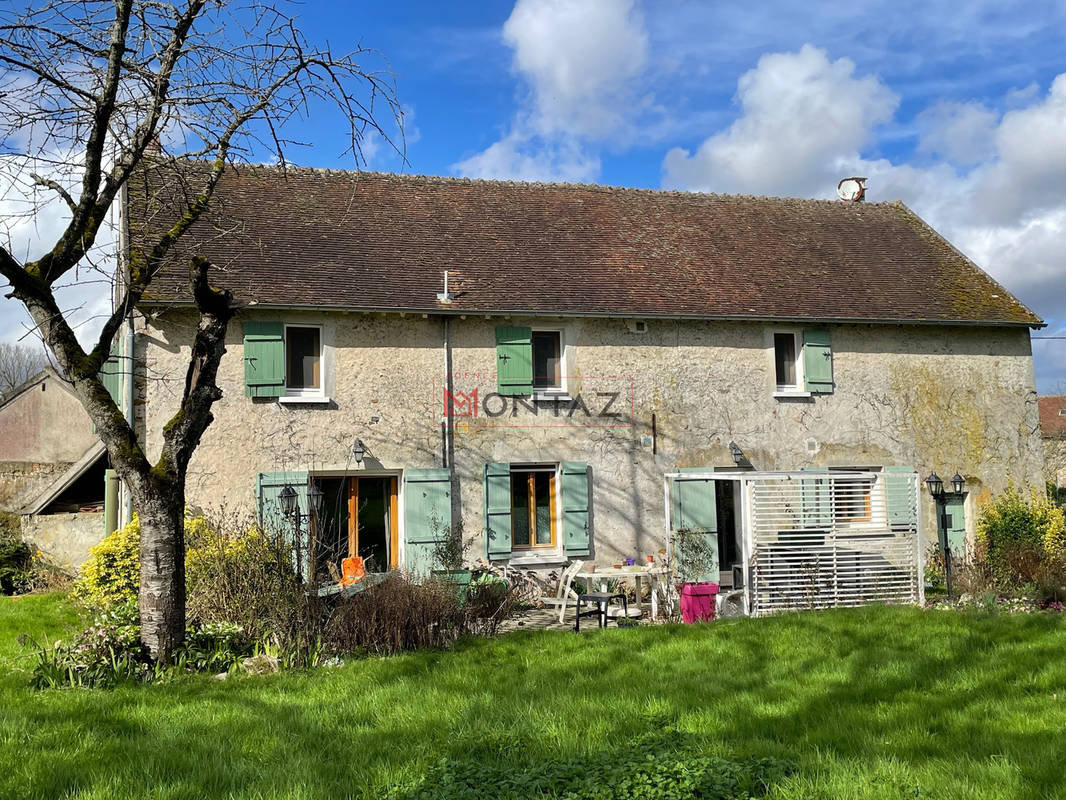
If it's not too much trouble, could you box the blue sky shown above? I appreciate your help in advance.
[3,0,1066,390]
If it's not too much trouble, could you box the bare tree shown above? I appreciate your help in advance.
[0,0,402,660]
[0,341,50,398]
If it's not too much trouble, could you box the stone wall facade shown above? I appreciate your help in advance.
[0,461,71,512]
[138,309,1043,565]
[1044,438,1066,489]
[21,510,107,572]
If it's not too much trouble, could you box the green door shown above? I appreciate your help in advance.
[937,496,966,560]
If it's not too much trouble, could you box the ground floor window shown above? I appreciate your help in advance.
[829,467,877,523]
[511,467,556,549]
[313,475,398,575]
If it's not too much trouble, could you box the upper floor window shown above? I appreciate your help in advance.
[532,330,562,391]
[773,329,835,396]
[495,325,566,397]
[774,332,800,391]
[285,325,321,395]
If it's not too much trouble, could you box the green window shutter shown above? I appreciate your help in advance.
[802,329,834,393]
[256,470,310,580]
[884,466,917,528]
[403,468,452,577]
[243,321,285,398]
[484,463,512,560]
[93,338,122,433]
[496,325,532,396]
[670,469,718,581]
[560,461,591,557]
[670,469,718,532]
[99,338,123,407]
[800,467,831,528]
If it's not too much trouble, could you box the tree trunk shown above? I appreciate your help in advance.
[136,481,187,660]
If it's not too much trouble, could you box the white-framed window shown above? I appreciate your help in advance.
[773,331,803,392]
[532,329,565,394]
[284,324,323,397]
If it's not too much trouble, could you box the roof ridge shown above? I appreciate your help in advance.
[223,159,900,207]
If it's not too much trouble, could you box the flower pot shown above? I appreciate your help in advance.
[679,582,718,623]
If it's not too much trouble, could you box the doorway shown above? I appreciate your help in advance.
[715,480,743,587]
[313,475,399,576]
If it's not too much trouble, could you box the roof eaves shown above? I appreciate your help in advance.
[138,299,1044,328]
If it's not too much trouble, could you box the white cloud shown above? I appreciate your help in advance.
[663,45,898,197]
[503,0,647,138]
[454,131,600,182]
[917,101,997,165]
[972,74,1066,224]
[454,0,647,182]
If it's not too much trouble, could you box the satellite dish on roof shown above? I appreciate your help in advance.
[837,177,867,202]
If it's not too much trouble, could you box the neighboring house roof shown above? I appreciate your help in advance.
[23,441,106,515]
[0,366,65,410]
[127,162,1042,326]
[1039,395,1066,439]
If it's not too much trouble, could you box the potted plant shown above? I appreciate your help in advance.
[673,528,719,623]
[431,517,475,591]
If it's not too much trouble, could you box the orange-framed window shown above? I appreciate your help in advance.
[510,468,556,549]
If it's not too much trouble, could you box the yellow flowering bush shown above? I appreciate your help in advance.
[74,513,219,610]
[976,484,1066,590]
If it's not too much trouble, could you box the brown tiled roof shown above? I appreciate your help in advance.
[127,162,1041,326]
[1039,396,1066,439]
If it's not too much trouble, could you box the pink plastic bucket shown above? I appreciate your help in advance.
[680,582,719,623]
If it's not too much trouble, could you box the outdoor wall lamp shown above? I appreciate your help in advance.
[279,482,324,582]
[729,441,744,466]
[924,469,967,601]
[279,484,298,516]
[353,439,367,466]
[309,483,325,516]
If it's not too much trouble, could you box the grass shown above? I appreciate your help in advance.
[1,596,1065,799]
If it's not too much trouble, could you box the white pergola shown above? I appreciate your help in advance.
[663,469,924,616]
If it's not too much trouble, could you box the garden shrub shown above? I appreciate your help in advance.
[463,574,516,636]
[0,512,33,595]
[392,730,795,800]
[976,485,1066,593]
[185,516,322,666]
[325,574,466,655]
[73,514,142,609]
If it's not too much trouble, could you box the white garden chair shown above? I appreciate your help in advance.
[541,560,584,624]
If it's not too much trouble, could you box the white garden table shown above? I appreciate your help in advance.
[573,565,667,621]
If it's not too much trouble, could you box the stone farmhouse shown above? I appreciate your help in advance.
[116,164,1044,605]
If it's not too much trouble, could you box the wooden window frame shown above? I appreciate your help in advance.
[829,468,877,524]
[345,475,400,570]
[284,324,324,397]
[510,466,558,551]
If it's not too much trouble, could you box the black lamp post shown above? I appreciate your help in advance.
[279,484,304,580]
[353,439,366,466]
[925,470,966,602]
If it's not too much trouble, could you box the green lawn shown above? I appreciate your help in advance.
[1,595,1065,799]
